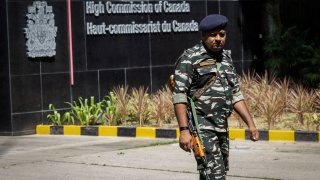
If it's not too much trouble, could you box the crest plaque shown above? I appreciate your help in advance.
[24,1,57,58]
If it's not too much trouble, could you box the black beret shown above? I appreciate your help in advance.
[199,14,228,32]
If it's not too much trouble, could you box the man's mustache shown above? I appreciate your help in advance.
[211,40,221,44]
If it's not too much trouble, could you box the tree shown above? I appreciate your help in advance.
[261,0,320,88]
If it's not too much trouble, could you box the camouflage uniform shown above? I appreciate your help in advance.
[173,42,244,180]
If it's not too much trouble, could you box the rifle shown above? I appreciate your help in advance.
[168,75,207,165]
[186,105,207,165]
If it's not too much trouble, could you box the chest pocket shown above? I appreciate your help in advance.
[193,59,217,88]
[195,59,217,75]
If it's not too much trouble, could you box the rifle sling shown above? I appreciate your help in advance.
[188,97,203,143]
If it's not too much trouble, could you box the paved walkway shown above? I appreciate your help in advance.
[0,135,320,180]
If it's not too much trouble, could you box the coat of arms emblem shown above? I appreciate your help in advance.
[24,1,57,58]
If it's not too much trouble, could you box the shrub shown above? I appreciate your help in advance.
[287,85,315,127]
[101,91,119,125]
[47,104,74,125]
[112,85,130,125]
[128,87,152,127]
[151,86,175,126]
[241,71,286,129]
[66,96,103,126]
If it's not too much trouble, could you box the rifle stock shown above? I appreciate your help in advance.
[168,74,175,92]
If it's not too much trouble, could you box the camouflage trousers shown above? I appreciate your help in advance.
[195,129,229,180]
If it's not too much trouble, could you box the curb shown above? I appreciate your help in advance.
[36,125,320,142]
[36,125,179,139]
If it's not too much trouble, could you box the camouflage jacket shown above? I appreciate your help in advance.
[173,42,244,131]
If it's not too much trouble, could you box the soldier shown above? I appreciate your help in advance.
[173,14,259,180]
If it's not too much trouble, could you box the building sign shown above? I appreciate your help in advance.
[85,1,199,35]
[24,1,57,58]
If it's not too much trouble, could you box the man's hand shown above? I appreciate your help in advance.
[233,100,259,142]
[249,127,259,141]
[179,130,193,152]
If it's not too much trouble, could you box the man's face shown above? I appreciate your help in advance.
[202,29,227,52]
